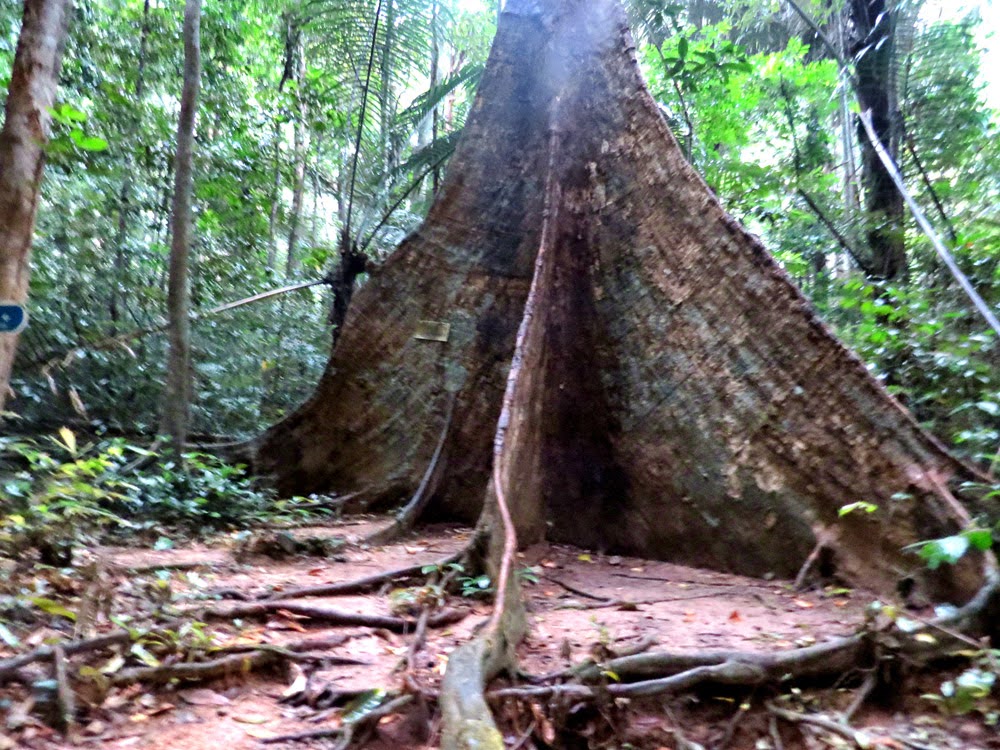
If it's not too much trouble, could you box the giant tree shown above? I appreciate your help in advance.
[0,0,71,416]
[249,2,995,742]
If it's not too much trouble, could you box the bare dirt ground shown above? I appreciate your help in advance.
[2,516,998,749]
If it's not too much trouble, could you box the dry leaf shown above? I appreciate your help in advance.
[232,714,271,725]
[728,610,742,622]
[147,703,175,717]
[793,599,815,609]
[282,664,308,699]
[182,689,230,707]
[242,727,278,740]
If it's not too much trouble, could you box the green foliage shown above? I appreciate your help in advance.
[906,527,995,570]
[6,0,492,438]
[924,651,1000,716]
[0,430,320,562]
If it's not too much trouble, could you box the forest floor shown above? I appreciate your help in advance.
[1,516,998,750]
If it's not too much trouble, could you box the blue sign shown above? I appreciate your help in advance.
[0,303,27,334]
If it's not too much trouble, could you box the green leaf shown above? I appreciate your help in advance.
[30,597,77,622]
[913,535,970,570]
[677,37,688,60]
[69,129,109,151]
[153,536,175,551]
[838,501,878,517]
[130,642,161,668]
[341,688,386,724]
[964,529,994,552]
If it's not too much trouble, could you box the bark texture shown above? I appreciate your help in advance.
[162,0,201,451]
[255,0,985,600]
[0,0,71,415]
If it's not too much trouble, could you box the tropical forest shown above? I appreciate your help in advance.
[1,0,999,748]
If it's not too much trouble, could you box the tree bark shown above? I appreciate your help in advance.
[0,0,71,416]
[253,0,986,603]
[848,0,907,280]
[161,0,201,453]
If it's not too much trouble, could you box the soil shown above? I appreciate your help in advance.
[1,516,997,750]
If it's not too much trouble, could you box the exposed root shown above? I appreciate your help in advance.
[263,549,466,601]
[262,693,414,747]
[491,660,769,701]
[767,703,869,748]
[199,600,469,633]
[842,670,877,723]
[110,645,366,687]
[0,631,134,684]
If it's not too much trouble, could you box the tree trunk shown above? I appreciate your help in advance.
[161,0,201,453]
[0,0,71,416]
[108,0,151,334]
[285,25,307,279]
[849,0,907,280]
[253,0,985,603]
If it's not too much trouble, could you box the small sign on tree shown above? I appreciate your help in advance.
[0,303,27,334]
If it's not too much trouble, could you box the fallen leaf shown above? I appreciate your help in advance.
[793,599,815,609]
[282,664,308,699]
[541,560,557,569]
[683,611,696,623]
[578,554,593,562]
[82,720,107,736]
[232,714,271,725]
[269,617,307,633]
[147,703,175,717]
[630,567,644,573]
[307,567,326,576]
[242,727,278,740]
[181,689,230,707]
[728,610,742,622]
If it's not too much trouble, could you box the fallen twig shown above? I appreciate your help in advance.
[546,576,612,602]
[111,635,369,687]
[263,549,465,601]
[200,600,468,633]
[0,631,133,684]
[52,645,76,734]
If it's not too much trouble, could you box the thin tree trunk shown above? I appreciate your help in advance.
[109,0,151,333]
[285,28,308,279]
[267,119,281,273]
[162,0,201,453]
[0,0,71,416]
[849,0,906,280]
[380,0,396,175]
[431,0,441,194]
